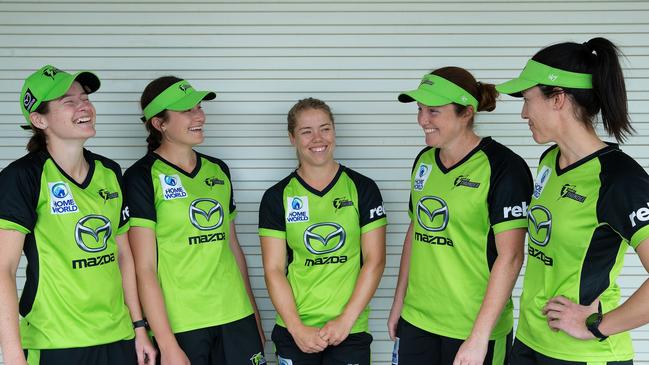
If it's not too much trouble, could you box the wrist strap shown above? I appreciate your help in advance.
[132,319,149,329]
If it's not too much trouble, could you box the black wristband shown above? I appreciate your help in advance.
[132,319,148,329]
[585,312,608,341]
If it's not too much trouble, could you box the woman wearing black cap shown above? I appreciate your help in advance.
[0,65,156,365]
[497,38,649,364]
[124,76,265,365]
[388,67,532,365]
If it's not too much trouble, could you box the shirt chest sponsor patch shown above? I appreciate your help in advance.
[286,196,309,223]
[159,174,188,200]
[533,165,552,199]
[48,181,79,214]
[414,163,433,191]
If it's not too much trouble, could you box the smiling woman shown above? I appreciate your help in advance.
[0,65,156,365]
[258,97,387,365]
[123,76,266,365]
[388,67,533,365]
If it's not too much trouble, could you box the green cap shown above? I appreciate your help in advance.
[141,80,216,122]
[496,59,593,96]
[398,74,478,110]
[20,65,100,128]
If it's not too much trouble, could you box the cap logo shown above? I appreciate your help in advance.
[420,79,434,86]
[461,95,468,103]
[548,74,558,81]
[42,66,61,80]
[179,83,191,93]
[23,89,38,112]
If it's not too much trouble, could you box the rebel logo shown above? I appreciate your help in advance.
[528,205,552,247]
[303,222,346,255]
[416,196,449,232]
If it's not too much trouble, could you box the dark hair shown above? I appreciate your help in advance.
[532,37,632,142]
[287,97,335,135]
[26,102,49,153]
[140,76,182,151]
[430,66,498,127]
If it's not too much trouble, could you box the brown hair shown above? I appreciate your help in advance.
[140,76,182,151]
[26,102,49,153]
[431,67,498,126]
[287,97,335,135]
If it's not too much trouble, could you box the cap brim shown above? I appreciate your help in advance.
[495,78,537,97]
[166,90,216,111]
[398,89,454,107]
[73,71,101,94]
[42,71,101,102]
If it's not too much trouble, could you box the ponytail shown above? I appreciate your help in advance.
[533,37,633,142]
[584,37,632,142]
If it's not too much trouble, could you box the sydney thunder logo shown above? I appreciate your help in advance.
[42,66,62,80]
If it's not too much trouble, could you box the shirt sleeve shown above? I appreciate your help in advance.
[123,163,157,230]
[487,147,534,235]
[348,170,387,234]
[258,184,287,239]
[0,158,41,234]
[598,151,649,249]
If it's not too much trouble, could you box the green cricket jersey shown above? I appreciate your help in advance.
[518,144,649,362]
[258,165,387,333]
[123,151,253,333]
[402,137,533,340]
[0,150,133,349]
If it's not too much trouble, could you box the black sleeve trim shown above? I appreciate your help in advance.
[484,140,533,226]
[343,167,386,227]
[0,152,45,231]
[123,154,157,223]
[258,174,293,232]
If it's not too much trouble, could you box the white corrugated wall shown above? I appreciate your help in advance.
[1,1,648,364]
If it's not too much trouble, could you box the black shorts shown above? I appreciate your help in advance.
[392,317,512,365]
[156,314,265,365]
[24,339,137,365]
[510,338,633,365]
[271,324,372,365]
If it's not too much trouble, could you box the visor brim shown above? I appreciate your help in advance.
[166,91,216,112]
[495,78,537,97]
[398,89,454,107]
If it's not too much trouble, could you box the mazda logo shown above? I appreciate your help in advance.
[75,215,112,253]
[416,196,449,232]
[528,205,552,247]
[189,198,224,231]
[303,222,346,255]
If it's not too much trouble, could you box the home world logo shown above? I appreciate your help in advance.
[159,174,187,200]
[49,182,79,214]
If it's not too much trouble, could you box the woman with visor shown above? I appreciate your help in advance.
[388,67,532,365]
[496,37,649,364]
[0,65,156,365]
[124,76,265,365]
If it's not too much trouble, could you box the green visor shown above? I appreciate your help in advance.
[398,74,478,110]
[496,59,593,96]
[141,80,216,122]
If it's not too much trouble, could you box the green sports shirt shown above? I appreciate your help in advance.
[0,150,133,349]
[518,144,649,362]
[402,137,533,340]
[258,165,387,333]
[123,152,253,333]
